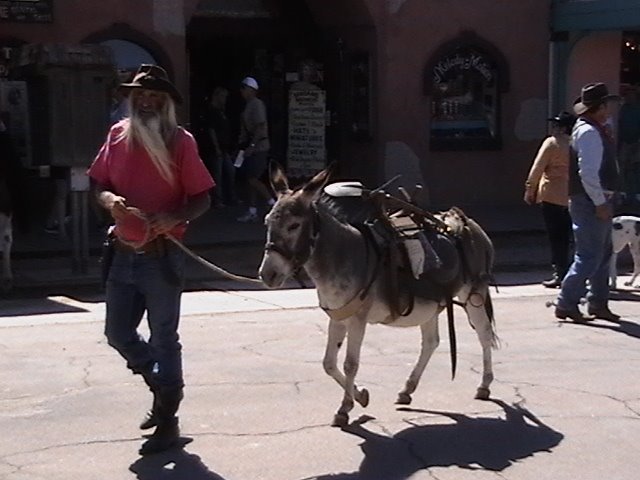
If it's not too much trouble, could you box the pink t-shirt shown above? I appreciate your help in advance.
[88,121,215,242]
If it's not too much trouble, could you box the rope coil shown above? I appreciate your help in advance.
[114,208,263,284]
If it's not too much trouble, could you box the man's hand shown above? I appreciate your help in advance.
[99,192,128,221]
[523,190,536,205]
[149,213,182,235]
[595,203,613,221]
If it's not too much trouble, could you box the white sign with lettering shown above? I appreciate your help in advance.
[287,89,326,177]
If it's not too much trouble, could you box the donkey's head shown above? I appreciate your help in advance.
[259,163,333,288]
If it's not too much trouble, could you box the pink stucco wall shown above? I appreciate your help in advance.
[566,31,622,109]
[1,0,553,207]
[363,0,550,207]
[2,0,189,116]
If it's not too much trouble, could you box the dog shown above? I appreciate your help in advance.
[610,215,640,290]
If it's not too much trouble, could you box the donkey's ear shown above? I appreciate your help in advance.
[269,162,290,195]
[302,163,335,197]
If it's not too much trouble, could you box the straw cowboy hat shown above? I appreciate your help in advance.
[120,64,182,104]
[573,82,619,115]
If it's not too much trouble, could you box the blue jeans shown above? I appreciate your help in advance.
[557,193,613,310]
[104,246,185,388]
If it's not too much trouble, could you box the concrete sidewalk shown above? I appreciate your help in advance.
[6,201,636,296]
[1,271,639,479]
[7,203,554,295]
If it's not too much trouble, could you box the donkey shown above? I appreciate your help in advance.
[259,165,498,426]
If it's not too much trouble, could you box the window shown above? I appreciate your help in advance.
[427,41,506,151]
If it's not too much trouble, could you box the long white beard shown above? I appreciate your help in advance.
[118,110,176,185]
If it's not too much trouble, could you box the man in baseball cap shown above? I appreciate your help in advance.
[241,76,259,91]
[236,75,275,222]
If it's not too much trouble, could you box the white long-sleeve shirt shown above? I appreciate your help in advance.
[571,119,607,206]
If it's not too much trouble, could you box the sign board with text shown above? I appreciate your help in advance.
[0,0,53,23]
[287,89,326,177]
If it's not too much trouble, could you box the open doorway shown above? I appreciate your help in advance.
[186,2,335,183]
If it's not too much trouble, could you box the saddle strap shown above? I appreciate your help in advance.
[447,297,457,380]
[322,289,373,322]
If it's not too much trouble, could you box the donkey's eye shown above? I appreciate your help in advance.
[287,222,301,232]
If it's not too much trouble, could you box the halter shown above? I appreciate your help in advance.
[264,199,382,321]
[263,201,321,281]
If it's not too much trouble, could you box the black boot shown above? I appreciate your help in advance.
[139,416,180,455]
[542,265,562,288]
[139,385,183,456]
[139,367,160,430]
[139,392,159,430]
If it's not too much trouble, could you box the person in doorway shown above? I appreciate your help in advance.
[617,84,640,196]
[0,112,28,233]
[44,166,70,238]
[87,64,215,455]
[555,82,621,323]
[524,111,576,288]
[205,86,237,206]
[236,76,275,222]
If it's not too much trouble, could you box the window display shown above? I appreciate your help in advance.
[429,46,500,150]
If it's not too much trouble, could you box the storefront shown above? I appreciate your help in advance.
[551,0,640,197]
[1,0,555,241]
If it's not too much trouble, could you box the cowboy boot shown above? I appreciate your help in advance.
[139,365,160,430]
[542,265,562,288]
[139,385,183,456]
[139,392,159,430]
[554,306,591,322]
[587,305,621,321]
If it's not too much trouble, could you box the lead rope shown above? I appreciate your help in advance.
[118,208,263,284]
[164,233,263,284]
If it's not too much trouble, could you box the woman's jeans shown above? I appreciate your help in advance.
[557,193,613,310]
[104,246,185,388]
[540,201,572,276]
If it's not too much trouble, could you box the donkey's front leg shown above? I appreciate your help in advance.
[323,318,370,415]
[327,317,367,427]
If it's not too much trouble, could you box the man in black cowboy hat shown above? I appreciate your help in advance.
[88,64,215,455]
[555,82,621,322]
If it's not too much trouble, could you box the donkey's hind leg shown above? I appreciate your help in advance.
[461,285,497,400]
[396,309,441,405]
[322,318,369,427]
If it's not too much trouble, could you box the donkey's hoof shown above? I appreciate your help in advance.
[332,412,349,428]
[357,388,369,408]
[395,392,412,405]
[475,387,491,400]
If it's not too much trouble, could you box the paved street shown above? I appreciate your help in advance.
[1,271,639,480]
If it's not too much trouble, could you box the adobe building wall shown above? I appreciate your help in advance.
[2,0,189,118]
[364,0,550,208]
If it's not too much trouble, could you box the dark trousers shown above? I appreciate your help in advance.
[104,247,185,388]
[540,201,572,276]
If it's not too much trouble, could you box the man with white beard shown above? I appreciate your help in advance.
[88,64,215,455]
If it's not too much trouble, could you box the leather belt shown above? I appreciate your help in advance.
[114,237,167,256]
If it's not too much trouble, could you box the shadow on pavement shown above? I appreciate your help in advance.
[610,289,640,302]
[129,441,227,480]
[560,316,640,340]
[0,297,88,316]
[305,399,563,480]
